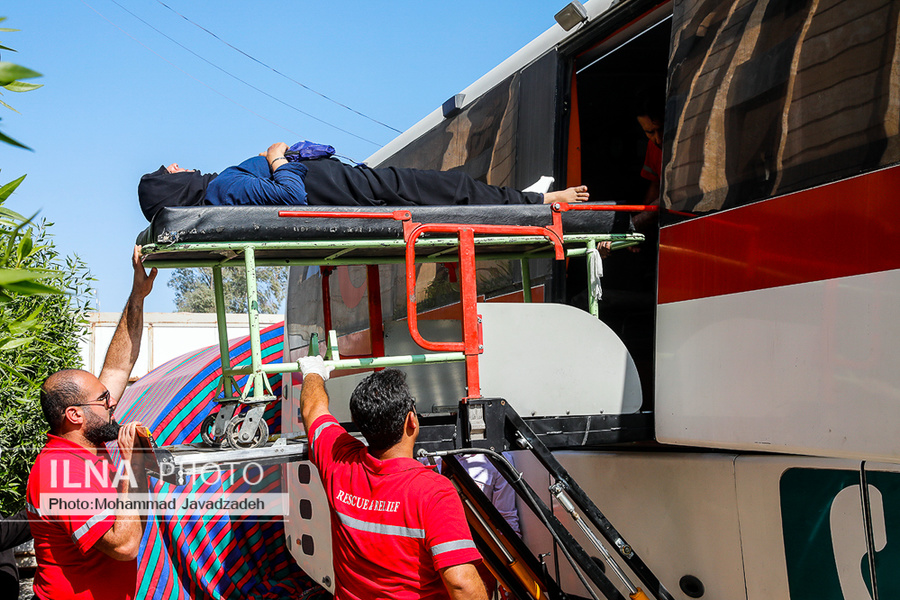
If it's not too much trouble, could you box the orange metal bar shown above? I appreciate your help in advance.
[458,228,481,399]
[552,202,659,213]
[404,221,566,353]
[551,202,694,218]
[278,209,412,221]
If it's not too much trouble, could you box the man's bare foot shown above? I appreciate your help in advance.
[543,185,589,204]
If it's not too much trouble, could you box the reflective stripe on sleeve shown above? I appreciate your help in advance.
[70,508,114,544]
[25,501,42,517]
[431,539,477,558]
[336,511,425,539]
[310,420,338,451]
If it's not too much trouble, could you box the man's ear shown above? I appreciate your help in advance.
[63,406,85,428]
[404,410,418,435]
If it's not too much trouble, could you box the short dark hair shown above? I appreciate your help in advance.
[40,370,87,433]
[634,87,665,123]
[349,369,416,452]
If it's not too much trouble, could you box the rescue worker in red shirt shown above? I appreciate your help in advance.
[299,359,488,600]
[26,246,157,600]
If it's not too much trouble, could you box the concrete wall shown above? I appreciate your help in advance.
[80,312,283,380]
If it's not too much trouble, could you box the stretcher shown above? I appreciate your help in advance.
[138,200,673,600]
[138,201,646,449]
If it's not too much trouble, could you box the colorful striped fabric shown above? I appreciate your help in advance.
[116,322,328,600]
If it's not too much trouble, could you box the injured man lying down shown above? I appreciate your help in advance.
[138,142,589,222]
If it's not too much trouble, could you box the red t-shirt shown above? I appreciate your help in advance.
[641,139,662,184]
[26,435,137,600]
[309,415,481,600]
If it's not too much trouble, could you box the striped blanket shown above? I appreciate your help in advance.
[117,322,328,599]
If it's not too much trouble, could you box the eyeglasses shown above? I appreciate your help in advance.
[71,390,112,410]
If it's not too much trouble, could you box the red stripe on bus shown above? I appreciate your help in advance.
[658,164,900,304]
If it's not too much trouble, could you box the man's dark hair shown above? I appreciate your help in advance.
[349,369,416,452]
[40,370,86,433]
[633,87,666,123]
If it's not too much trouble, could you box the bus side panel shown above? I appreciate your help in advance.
[516,451,748,599]
[516,451,883,599]
[656,164,900,461]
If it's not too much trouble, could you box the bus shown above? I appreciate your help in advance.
[282,1,900,598]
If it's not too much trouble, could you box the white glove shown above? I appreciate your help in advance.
[298,355,334,381]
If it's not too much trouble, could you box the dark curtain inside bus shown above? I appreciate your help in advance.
[286,59,564,390]
[667,0,900,214]
[347,55,563,334]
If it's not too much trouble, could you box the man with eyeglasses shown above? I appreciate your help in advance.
[298,361,487,600]
[26,246,157,600]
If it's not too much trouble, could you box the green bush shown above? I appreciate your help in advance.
[0,210,94,514]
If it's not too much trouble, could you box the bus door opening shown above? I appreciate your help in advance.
[565,11,672,410]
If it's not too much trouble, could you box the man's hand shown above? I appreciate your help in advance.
[117,421,143,465]
[118,421,151,494]
[132,245,157,300]
[298,356,333,436]
[597,240,612,258]
[265,142,290,172]
[298,355,334,382]
[266,142,289,160]
[97,420,146,562]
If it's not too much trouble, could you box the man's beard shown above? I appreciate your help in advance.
[83,409,121,445]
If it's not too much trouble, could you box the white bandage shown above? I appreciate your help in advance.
[298,356,334,381]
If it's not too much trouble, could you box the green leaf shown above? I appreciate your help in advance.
[0,175,25,202]
[0,337,33,351]
[0,362,31,386]
[2,279,64,295]
[17,231,32,260]
[7,318,38,335]
[0,268,43,285]
[0,130,29,150]
[0,63,40,86]
[0,205,26,221]
[3,81,41,93]
[2,212,38,265]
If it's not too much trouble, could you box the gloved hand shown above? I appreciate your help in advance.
[298,355,334,381]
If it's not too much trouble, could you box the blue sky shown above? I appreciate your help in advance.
[2,0,560,313]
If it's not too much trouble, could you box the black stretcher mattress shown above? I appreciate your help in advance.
[137,203,630,264]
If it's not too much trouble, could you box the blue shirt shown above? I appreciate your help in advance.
[205,155,308,206]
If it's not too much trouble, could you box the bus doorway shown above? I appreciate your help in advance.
[565,12,672,410]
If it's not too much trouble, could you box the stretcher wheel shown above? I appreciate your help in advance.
[224,415,269,449]
[200,413,225,446]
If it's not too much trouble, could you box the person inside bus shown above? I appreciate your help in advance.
[633,93,664,231]
[138,142,590,222]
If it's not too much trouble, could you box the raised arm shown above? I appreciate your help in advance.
[298,356,335,434]
[98,246,157,401]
